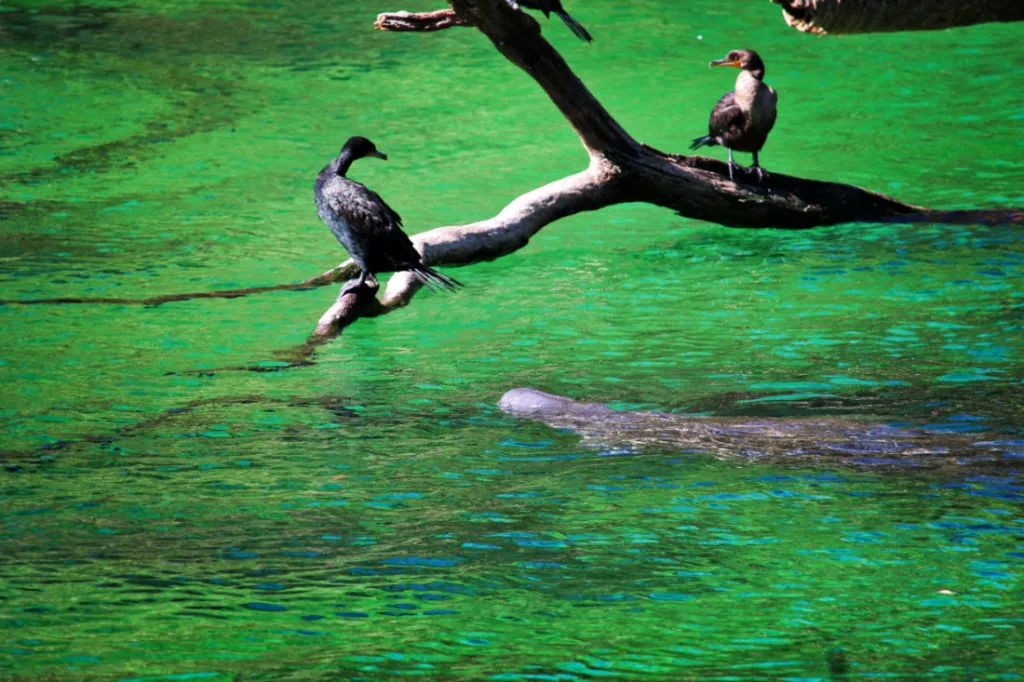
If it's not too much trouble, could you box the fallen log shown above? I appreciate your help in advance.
[770,0,1024,35]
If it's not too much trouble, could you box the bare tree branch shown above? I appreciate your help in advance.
[770,0,1024,35]
[374,8,470,32]
[314,162,622,335]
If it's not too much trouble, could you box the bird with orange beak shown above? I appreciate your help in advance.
[690,49,778,182]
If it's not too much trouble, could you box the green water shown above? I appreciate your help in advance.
[1,0,1023,679]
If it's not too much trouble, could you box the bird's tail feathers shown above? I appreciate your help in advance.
[689,135,715,150]
[556,10,593,43]
[410,266,463,293]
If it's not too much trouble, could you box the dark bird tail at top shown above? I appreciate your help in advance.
[556,9,593,43]
[410,266,463,293]
[689,135,715,150]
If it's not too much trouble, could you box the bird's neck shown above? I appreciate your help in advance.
[734,70,763,109]
[334,150,356,177]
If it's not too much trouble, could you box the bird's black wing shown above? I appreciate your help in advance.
[325,179,423,269]
[512,0,592,42]
[708,92,745,142]
[555,9,593,42]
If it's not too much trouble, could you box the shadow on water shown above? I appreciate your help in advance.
[1,391,363,465]
[0,73,244,186]
[0,3,125,44]
[0,3,281,187]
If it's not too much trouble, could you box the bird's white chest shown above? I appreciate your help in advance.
[734,71,776,127]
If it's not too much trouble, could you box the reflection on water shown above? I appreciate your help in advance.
[0,0,1022,679]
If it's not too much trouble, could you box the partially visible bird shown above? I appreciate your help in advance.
[314,136,461,296]
[690,49,778,183]
[506,0,593,43]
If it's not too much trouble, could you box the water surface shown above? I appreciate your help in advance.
[1,0,1022,679]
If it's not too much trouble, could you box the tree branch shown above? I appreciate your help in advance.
[770,0,1024,35]
[313,162,622,335]
[374,8,470,32]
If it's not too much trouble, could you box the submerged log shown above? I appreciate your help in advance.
[771,0,1024,35]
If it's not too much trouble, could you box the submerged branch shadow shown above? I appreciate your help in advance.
[1,391,364,467]
[164,284,384,376]
[0,279,332,308]
[165,336,329,376]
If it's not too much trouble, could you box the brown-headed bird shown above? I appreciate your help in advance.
[690,49,778,182]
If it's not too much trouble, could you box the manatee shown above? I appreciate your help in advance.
[498,387,1014,467]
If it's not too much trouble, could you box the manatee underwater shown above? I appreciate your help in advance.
[499,387,1022,469]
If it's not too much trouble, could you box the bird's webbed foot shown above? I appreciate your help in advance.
[339,273,379,298]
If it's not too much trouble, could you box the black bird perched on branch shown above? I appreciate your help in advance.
[506,0,593,43]
[690,49,777,183]
[314,136,462,296]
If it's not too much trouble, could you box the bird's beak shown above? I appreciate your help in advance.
[372,150,388,160]
[710,58,742,68]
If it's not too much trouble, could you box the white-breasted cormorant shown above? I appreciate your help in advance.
[315,136,461,295]
[505,0,593,43]
[690,49,777,182]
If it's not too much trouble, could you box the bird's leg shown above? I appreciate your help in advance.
[339,270,379,297]
[751,151,767,184]
[727,148,735,182]
[339,279,361,297]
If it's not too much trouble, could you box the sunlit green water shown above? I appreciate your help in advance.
[1,0,1022,679]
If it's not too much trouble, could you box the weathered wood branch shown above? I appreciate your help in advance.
[770,0,1024,35]
[374,8,469,32]
[315,164,621,336]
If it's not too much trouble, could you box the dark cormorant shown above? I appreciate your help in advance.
[315,136,461,295]
[505,0,593,43]
[690,49,777,182]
